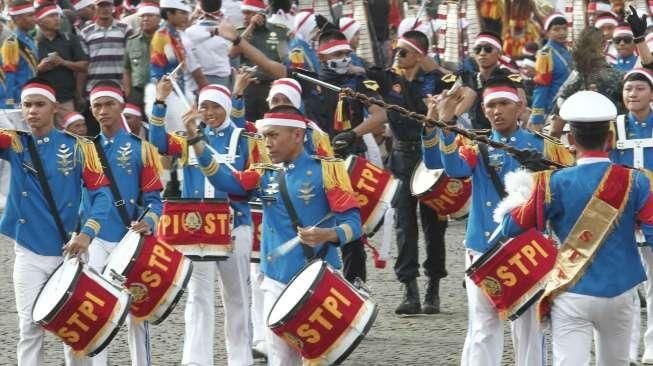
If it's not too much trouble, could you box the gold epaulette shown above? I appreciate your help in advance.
[310,155,343,162]
[532,130,575,166]
[244,133,271,165]
[73,134,104,174]
[250,163,281,171]
[1,129,23,152]
[315,157,354,193]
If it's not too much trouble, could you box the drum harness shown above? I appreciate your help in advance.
[277,169,330,262]
[25,134,69,243]
[93,137,141,229]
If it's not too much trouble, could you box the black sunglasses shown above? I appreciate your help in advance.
[613,36,634,44]
[473,44,495,54]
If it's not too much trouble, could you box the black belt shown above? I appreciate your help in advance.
[393,139,421,152]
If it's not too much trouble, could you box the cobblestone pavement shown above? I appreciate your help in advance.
[0,219,647,365]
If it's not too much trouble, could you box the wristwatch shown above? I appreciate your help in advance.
[187,134,205,146]
[232,35,242,46]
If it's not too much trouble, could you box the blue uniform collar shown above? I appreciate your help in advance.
[617,53,638,64]
[100,127,128,145]
[283,150,311,170]
[491,127,525,143]
[34,128,59,145]
[627,110,653,126]
[547,39,567,50]
[203,120,233,135]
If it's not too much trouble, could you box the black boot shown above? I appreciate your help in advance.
[395,279,421,315]
[422,279,440,314]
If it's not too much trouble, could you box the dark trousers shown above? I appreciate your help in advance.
[244,82,271,122]
[341,239,367,283]
[389,148,448,283]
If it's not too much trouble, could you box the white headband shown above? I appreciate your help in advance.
[198,85,232,116]
[8,4,34,16]
[90,87,124,104]
[613,27,634,38]
[62,112,84,129]
[137,3,159,15]
[21,84,56,103]
[339,17,361,41]
[595,17,618,28]
[397,37,426,55]
[483,87,520,105]
[267,78,302,109]
[474,35,502,51]
[256,113,306,130]
[123,104,142,117]
[72,0,94,10]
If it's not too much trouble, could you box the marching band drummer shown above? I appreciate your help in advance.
[149,78,255,366]
[610,68,653,364]
[422,77,573,366]
[1,78,112,365]
[79,81,163,366]
[243,76,335,358]
[184,105,362,365]
[495,90,653,366]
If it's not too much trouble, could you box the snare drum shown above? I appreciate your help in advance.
[466,228,558,320]
[410,160,471,218]
[345,155,399,236]
[158,198,233,261]
[32,257,131,356]
[250,201,263,263]
[103,231,193,324]
[268,260,378,364]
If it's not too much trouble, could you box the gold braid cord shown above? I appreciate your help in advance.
[337,87,568,169]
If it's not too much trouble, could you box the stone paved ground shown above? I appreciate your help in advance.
[0,219,646,365]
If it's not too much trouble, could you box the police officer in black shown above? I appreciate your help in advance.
[367,30,448,315]
[305,30,387,285]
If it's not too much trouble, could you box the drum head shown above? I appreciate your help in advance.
[104,230,143,276]
[32,258,81,322]
[410,161,444,196]
[268,260,324,325]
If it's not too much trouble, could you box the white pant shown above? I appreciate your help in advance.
[250,263,266,348]
[182,225,253,366]
[461,250,545,366]
[551,289,634,366]
[261,277,302,366]
[640,245,653,361]
[81,237,151,366]
[631,287,641,362]
[12,244,90,365]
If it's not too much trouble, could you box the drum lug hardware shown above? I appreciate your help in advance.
[109,269,127,285]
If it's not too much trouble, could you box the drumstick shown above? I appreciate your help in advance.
[166,75,238,172]
[267,213,335,262]
[135,206,151,223]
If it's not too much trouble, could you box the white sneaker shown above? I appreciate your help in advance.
[642,351,653,364]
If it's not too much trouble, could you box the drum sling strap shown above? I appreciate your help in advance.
[478,143,507,198]
[26,136,69,243]
[93,137,132,228]
[277,169,329,261]
[536,164,631,322]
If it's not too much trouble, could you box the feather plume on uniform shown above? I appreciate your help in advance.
[493,170,535,224]
[553,28,625,115]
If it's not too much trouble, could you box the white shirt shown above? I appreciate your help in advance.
[185,19,232,78]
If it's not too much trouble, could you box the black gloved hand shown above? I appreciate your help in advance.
[315,14,339,34]
[627,5,648,42]
[332,130,357,153]
[512,148,552,172]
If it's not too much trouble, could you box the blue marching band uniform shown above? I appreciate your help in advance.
[529,39,572,126]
